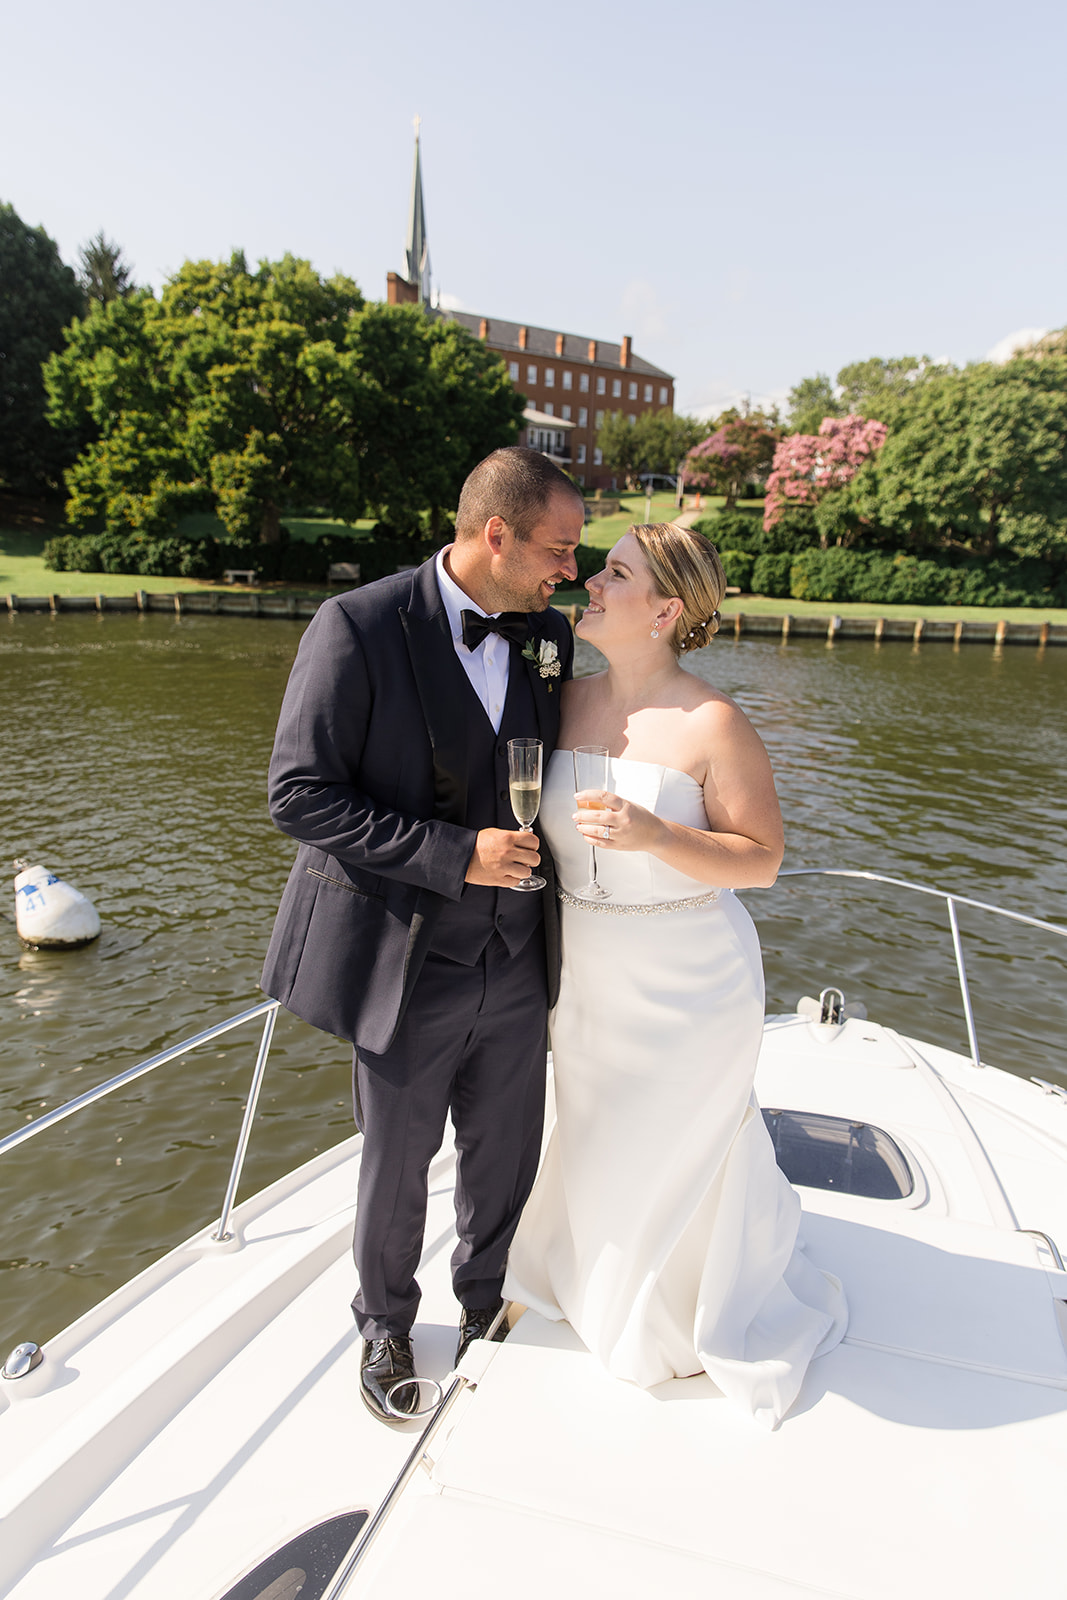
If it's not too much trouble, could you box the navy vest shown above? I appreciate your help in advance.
[429,648,544,965]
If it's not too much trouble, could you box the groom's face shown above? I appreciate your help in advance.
[489,491,583,613]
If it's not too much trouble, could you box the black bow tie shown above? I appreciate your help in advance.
[460,610,528,650]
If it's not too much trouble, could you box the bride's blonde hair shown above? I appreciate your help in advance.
[629,523,726,655]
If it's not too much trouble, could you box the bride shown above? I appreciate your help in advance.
[504,522,847,1429]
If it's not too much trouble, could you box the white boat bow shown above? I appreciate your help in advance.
[1,870,1065,1599]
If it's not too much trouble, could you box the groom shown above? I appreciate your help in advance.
[261,446,582,1423]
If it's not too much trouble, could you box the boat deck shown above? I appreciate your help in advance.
[2,1018,1066,1599]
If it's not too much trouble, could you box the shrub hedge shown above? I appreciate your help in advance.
[692,508,814,556]
[42,526,446,586]
[688,515,1066,607]
[43,521,1065,610]
[786,548,1067,608]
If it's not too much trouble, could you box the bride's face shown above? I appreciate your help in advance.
[578,532,669,648]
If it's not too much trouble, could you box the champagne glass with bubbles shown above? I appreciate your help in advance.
[573,745,612,900]
[507,739,546,892]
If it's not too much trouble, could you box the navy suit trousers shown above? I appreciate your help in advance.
[350,931,548,1339]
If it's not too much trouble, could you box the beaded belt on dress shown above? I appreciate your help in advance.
[556,885,721,915]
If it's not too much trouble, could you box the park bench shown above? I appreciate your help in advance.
[327,562,361,586]
[222,568,257,585]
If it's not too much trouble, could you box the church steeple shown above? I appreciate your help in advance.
[405,116,431,305]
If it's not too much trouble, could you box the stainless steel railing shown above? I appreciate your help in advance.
[4,868,1063,1239]
[0,998,283,1243]
[774,868,1067,1072]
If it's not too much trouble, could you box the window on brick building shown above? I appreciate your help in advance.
[596,376,606,395]
[545,367,555,387]
[595,410,604,427]
[527,364,537,384]
[562,371,572,390]
[561,405,571,420]
[628,381,637,400]
[593,447,603,466]
[644,384,653,402]
[628,414,636,426]
[544,402,554,416]
[612,379,622,397]
[580,373,590,392]
[509,361,519,381]
[659,386,668,404]
[578,407,587,427]
[577,443,586,464]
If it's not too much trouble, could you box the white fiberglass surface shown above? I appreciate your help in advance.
[1,1146,465,1600]
[421,1316,1067,1600]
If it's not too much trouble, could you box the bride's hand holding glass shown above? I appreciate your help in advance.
[573,792,663,853]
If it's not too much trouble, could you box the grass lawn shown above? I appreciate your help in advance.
[0,518,375,599]
[7,499,1067,624]
[580,490,745,549]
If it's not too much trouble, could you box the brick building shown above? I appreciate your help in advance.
[385,132,674,490]
[437,313,674,491]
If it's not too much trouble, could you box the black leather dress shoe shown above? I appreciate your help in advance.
[359,1336,419,1425]
[455,1301,508,1367]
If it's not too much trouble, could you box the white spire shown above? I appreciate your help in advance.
[405,116,431,304]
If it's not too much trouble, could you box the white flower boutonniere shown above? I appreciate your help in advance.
[522,636,561,690]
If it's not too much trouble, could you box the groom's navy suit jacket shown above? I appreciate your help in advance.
[261,558,574,1062]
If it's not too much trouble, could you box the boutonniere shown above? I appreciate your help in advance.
[522,636,561,690]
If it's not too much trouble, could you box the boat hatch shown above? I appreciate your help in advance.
[762,1108,914,1199]
[219,1511,368,1600]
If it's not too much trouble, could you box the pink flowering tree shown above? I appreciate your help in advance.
[683,414,779,508]
[763,414,888,531]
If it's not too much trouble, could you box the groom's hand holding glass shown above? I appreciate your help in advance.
[464,827,542,887]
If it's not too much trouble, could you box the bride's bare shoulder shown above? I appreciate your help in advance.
[681,674,762,745]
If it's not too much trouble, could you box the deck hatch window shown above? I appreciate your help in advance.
[762,1109,914,1199]
[219,1511,369,1600]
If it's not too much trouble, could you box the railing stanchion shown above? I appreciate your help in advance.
[213,1005,280,1242]
[947,896,982,1069]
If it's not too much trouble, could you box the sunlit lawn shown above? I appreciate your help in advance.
[5,499,1067,623]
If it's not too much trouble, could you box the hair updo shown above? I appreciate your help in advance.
[629,523,726,655]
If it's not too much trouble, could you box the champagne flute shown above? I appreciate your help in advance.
[573,745,612,900]
[507,738,546,892]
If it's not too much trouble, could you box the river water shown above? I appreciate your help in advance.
[2,612,1066,1355]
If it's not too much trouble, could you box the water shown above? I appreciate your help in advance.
[2,612,1065,1355]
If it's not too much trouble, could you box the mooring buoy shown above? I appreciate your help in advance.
[13,862,101,949]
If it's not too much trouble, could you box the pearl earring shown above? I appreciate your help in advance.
[650,625,659,639]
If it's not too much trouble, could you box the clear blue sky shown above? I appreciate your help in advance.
[4,0,1064,417]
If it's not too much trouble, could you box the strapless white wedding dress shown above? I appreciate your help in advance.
[504,753,847,1428]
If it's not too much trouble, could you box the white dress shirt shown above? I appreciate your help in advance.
[435,546,512,734]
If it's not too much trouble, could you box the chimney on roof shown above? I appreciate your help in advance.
[519,326,528,350]
[620,335,632,369]
[479,318,489,340]
[587,339,597,362]
[387,271,419,306]
[555,333,564,356]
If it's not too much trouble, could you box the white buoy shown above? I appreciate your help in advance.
[13,863,101,949]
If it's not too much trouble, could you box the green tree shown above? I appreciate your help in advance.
[46,252,524,544]
[596,409,702,486]
[636,409,704,476]
[348,304,525,535]
[596,410,644,485]
[48,252,368,543]
[77,232,136,305]
[165,253,367,543]
[45,288,197,534]
[836,354,949,421]
[849,357,1067,558]
[0,202,85,496]
[684,412,780,507]
[786,374,841,436]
